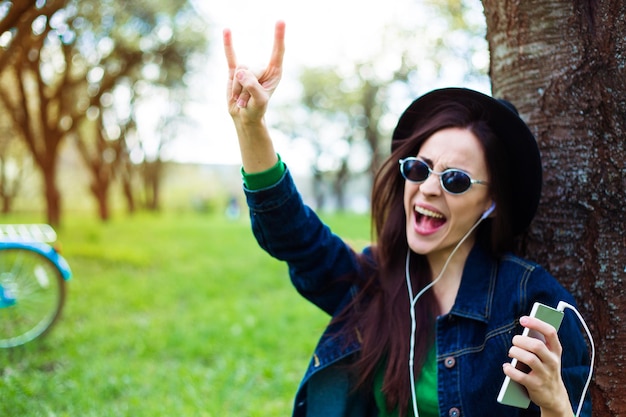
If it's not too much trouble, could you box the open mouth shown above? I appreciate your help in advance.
[414,205,447,232]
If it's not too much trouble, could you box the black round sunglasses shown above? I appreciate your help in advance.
[399,157,488,195]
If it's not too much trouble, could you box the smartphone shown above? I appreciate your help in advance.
[497,302,564,408]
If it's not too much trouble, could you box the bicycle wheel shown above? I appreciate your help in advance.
[0,247,66,348]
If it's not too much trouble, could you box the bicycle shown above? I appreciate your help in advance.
[0,224,72,348]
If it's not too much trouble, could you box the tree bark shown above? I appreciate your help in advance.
[482,0,626,415]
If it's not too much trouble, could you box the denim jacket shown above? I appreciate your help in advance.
[244,168,591,417]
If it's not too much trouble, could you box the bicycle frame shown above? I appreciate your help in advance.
[0,241,72,280]
[0,241,71,310]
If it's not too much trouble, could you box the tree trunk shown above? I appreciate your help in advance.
[1,195,11,214]
[334,160,349,212]
[122,179,136,214]
[482,1,626,415]
[91,182,110,222]
[42,163,61,227]
[143,159,162,211]
[0,155,13,214]
[74,125,114,222]
[117,148,137,215]
[312,169,325,210]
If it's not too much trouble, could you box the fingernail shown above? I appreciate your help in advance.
[236,70,244,81]
[237,98,246,108]
[520,316,529,326]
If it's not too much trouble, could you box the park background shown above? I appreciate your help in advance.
[0,0,624,416]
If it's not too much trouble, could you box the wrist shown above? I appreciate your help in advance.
[540,410,571,417]
[540,394,572,417]
[234,116,266,138]
[234,119,278,174]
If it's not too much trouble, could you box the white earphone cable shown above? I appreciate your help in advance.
[406,213,487,417]
[556,301,595,417]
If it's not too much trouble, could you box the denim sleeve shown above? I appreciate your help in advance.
[244,168,362,316]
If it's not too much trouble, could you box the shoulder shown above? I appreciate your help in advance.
[495,252,575,306]
[498,252,550,279]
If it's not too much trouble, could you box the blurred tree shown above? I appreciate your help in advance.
[482,0,625,414]
[68,0,207,218]
[137,88,191,211]
[0,120,30,214]
[73,110,121,221]
[0,0,68,226]
[276,0,488,211]
[0,0,207,224]
[277,67,364,210]
[289,64,406,211]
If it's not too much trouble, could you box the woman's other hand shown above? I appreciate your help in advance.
[503,315,573,417]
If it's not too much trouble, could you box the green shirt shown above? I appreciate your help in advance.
[374,344,439,417]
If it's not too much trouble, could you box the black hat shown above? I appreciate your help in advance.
[392,87,542,235]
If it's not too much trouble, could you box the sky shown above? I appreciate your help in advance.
[165,0,488,166]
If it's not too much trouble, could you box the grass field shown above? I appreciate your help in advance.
[0,210,371,416]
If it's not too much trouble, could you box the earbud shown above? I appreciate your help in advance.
[481,202,496,219]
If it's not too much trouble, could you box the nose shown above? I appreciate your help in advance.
[419,171,442,196]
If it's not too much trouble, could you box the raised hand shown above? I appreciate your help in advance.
[223,21,286,174]
[223,21,286,123]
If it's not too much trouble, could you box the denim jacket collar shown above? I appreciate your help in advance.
[449,244,497,324]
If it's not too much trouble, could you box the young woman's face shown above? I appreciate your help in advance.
[403,127,493,261]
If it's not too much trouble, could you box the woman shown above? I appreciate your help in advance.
[223,22,591,417]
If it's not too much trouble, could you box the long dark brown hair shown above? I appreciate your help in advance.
[337,101,518,415]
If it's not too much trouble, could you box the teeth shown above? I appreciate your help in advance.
[415,206,444,219]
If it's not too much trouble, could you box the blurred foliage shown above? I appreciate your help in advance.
[275,0,489,212]
[0,0,208,224]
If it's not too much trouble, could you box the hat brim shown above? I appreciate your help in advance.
[392,88,542,235]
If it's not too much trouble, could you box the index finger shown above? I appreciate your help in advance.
[268,21,286,68]
[223,28,237,73]
[520,315,562,350]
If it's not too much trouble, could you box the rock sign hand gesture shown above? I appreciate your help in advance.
[223,21,286,173]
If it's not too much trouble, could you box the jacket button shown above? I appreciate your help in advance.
[448,407,461,417]
[444,356,456,368]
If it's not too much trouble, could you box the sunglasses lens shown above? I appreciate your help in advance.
[402,159,430,182]
[441,171,472,194]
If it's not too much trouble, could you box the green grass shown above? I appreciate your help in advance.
[0,210,370,416]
